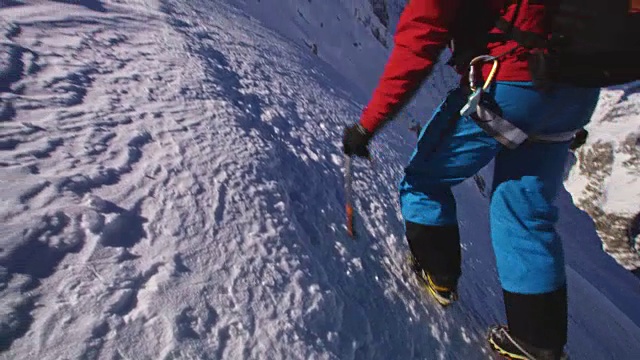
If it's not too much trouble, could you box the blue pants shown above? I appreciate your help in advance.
[399,82,599,294]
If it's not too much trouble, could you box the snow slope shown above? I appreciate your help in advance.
[232,0,398,96]
[1,1,639,359]
[234,0,457,129]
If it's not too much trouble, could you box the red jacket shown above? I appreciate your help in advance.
[360,0,548,132]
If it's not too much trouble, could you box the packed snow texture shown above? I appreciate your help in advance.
[1,1,639,359]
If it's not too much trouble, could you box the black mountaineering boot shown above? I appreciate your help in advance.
[405,221,461,306]
[488,286,568,359]
[488,325,567,360]
[408,254,459,306]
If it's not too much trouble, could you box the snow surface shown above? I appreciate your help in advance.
[1,1,639,359]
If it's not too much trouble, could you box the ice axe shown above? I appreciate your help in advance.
[344,154,356,239]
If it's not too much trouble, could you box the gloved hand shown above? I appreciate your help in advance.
[343,123,373,159]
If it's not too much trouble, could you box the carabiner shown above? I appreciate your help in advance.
[469,55,499,92]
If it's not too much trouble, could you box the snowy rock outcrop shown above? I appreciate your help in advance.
[565,83,640,270]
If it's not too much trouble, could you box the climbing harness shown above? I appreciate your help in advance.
[460,55,580,149]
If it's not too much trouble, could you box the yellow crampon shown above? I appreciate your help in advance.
[488,337,531,360]
[408,254,457,307]
[424,273,457,307]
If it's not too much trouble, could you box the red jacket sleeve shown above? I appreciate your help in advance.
[360,0,460,132]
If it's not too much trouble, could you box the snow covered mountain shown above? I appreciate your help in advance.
[234,0,394,94]
[564,83,640,271]
[1,1,639,359]
[236,0,457,124]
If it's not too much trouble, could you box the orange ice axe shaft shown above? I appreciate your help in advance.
[344,154,355,239]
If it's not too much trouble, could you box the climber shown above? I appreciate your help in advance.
[342,0,639,358]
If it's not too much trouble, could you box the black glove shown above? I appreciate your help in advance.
[343,124,373,158]
[569,128,588,150]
